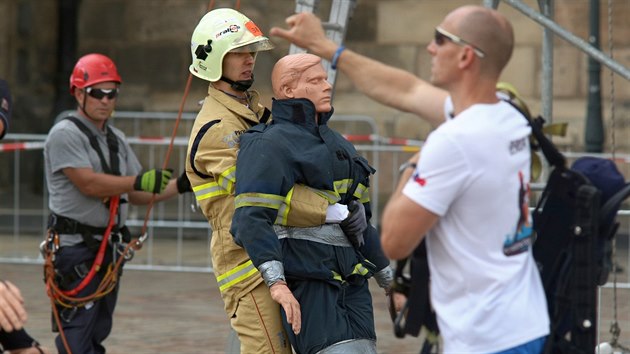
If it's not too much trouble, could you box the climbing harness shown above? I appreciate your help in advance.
[42,90,189,354]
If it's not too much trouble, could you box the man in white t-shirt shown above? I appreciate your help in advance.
[270,4,549,353]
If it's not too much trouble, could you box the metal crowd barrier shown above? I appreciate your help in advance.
[0,110,422,272]
[0,110,627,289]
[1,110,629,346]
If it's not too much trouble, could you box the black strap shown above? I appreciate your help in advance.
[260,107,271,124]
[48,213,128,237]
[189,120,221,179]
[571,184,599,352]
[188,109,271,180]
[48,213,131,251]
[65,116,121,175]
[502,99,566,169]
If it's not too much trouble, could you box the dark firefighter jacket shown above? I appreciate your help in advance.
[231,98,390,284]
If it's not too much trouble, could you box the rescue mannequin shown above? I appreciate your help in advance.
[231,53,393,354]
[43,53,190,353]
[185,9,365,354]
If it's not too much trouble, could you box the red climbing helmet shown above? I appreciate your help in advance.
[69,53,122,94]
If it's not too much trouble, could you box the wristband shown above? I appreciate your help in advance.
[331,45,345,70]
[398,161,417,175]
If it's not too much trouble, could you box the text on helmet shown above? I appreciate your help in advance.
[216,25,240,39]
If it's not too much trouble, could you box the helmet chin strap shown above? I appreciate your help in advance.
[79,94,97,122]
[220,75,255,92]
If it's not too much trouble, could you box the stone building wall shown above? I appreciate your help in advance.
[0,0,628,149]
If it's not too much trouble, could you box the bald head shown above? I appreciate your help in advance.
[272,53,322,98]
[446,5,514,78]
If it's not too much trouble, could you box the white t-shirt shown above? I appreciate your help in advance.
[402,97,549,353]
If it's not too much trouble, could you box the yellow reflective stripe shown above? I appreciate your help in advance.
[235,192,285,209]
[216,260,259,292]
[353,263,369,276]
[275,187,294,225]
[218,166,236,194]
[193,181,229,201]
[331,271,344,283]
[334,179,352,194]
[354,184,370,203]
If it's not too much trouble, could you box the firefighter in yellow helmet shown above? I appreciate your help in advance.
[186,9,368,353]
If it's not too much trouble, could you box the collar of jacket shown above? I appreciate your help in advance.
[207,85,263,124]
[271,98,334,131]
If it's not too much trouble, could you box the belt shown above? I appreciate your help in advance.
[48,213,131,249]
[273,224,351,247]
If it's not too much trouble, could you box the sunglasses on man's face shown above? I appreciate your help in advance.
[434,27,485,58]
[85,87,119,100]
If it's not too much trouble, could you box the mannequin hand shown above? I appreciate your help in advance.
[340,200,367,248]
[270,281,301,335]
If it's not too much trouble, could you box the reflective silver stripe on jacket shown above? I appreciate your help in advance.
[273,224,351,247]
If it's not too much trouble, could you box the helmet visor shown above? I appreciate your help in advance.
[229,38,275,53]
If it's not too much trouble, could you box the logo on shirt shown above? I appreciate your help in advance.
[503,171,534,256]
[412,172,427,187]
[509,136,528,155]
[223,132,239,148]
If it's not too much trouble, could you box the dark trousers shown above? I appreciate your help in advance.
[53,243,121,354]
[283,279,375,354]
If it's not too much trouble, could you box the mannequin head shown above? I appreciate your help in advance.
[271,53,332,113]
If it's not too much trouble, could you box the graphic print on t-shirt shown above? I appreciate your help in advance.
[503,171,533,256]
[412,171,427,187]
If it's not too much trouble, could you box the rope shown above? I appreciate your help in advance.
[43,197,121,354]
[132,0,243,250]
[132,73,192,251]
[605,1,629,352]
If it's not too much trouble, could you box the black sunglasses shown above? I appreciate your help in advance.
[85,87,119,100]
[434,27,485,58]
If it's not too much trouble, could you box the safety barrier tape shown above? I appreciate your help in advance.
[6,136,630,164]
[0,141,45,152]
[0,134,425,152]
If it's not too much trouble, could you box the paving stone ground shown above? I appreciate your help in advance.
[3,261,629,354]
[2,263,432,354]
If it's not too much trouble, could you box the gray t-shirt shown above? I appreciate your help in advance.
[44,114,142,241]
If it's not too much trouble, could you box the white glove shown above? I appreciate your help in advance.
[325,203,349,224]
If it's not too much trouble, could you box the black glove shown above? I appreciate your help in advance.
[134,169,172,194]
[340,200,367,248]
[176,171,192,194]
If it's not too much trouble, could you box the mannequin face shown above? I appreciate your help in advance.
[291,63,332,113]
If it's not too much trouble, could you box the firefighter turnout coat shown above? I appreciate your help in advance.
[185,86,329,316]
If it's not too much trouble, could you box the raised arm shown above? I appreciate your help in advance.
[270,12,448,128]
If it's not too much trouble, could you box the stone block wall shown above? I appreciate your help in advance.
[0,0,628,152]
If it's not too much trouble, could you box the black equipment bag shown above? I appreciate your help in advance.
[525,106,629,353]
[533,155,629,354]
[389,101,630,354]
